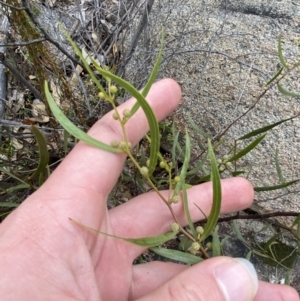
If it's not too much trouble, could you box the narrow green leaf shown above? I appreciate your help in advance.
[4,183,29,193]
[91,68,160,175]
[0,202,19,208]
[232,220,247,244]
[186,152,208,176]
[60,25,106,95]
[71,219,176,247]
[0,167,29,186]
[278,35,288,68]
[275,149,285,184]
[182,182,197,239]
[265,67,283,86]
[187,113,211,139]
[44,82,122,154]
[212,225,221,257]
[228,134,266,162]
[231,171,245,176]
[246,251,252,261]
[171,131,180,167]
[254,179,299,192]
[150,247,203,265]
[130,29,165,116]
[238,116,298,140]
[29,126,49,180]
[278,84,300,98]
[200,139,222,242]
[172,131,191,199]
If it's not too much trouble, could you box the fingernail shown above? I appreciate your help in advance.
[214,258,258,301]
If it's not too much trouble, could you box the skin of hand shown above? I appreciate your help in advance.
[0,79,299,301]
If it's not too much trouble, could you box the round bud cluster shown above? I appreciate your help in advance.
[146,159,150,167]
[123,109,131,118]
[159,161,166,169]
[118,141,127,151]
[111,140,120,148]
[171,223,180,233]
[140,166,149,177]
[112,112,119,120]
[171,195,180,204]
[189,242,201,254]
[206,242,213,250]
[174,175,180,183]
[110,85,118,94]
[196,226,204,235]
[98,92,106,99]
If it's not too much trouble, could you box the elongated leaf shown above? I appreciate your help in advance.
[278,35,288,68]
[275,149,285,184]
[172,131,191,198]
[187,113,211,139]
[130,29,164,116]
[200,139,222,242]
[228,134,266,162]
[4,183,29,193]
[29,126,49,180]
[45,82,122,154]
[150,247,203,265]
[232,220,247,244]
[278,84,300,98]
[212,225,221,256]
[254,179,299,192]
[265,67,283,86]
[238,116,298,140]
[0,202,19,208]
[0,167,29,186]
[91,68,160,175]
[186,152,208,176]
[231,171,245,176]
[71,219,176,247]
[61,25,107,95]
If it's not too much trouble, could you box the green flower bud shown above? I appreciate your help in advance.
[191,242,200,251]
[140,166,149,177]
[223,154,229,161]
[219,165,225,172]
[217,158,223,164]
[146,159,150,167]
[123,109,131,117]
[98,92,106,99]
[171,223,180,233]
[110,85,118,94]
[159,161,166,168]
[171,195,180,204]
[225,161,232,167]
[196,226,204,235]
[174,175,180,182]
[111,140,120,148]
[118,141,127,151]
[206,242,213,250]
[113,112,119,120]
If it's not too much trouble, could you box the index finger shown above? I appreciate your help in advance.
[43,79,181,198]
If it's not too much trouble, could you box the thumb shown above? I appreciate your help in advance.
[137,257,258,301]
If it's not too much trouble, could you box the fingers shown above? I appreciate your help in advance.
[41,78,181,199]
[134,257,258,301]
[254,281,299,301]
[109,177,253,259]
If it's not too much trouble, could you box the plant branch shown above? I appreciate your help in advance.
[0,38,46,47]
[0,0,25,10]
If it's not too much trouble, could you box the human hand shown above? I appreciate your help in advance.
[0,79,298,301]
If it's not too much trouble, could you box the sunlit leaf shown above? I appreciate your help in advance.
[71,219,176,247]
[275,149,285,184]
[228,134,266,162]
[278,35,288,68]
[278,84,300,98]
[130,29,164,116]
[238,116,298,140]
[200,139,221,242]
[265,67,283,86]
[29,126,49,180]
[45,82,122,154]
[151,247,203,265]
[254,179,299,192]
[212,225,221,257]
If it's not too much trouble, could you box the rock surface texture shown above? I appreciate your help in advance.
[124,0,300,291]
